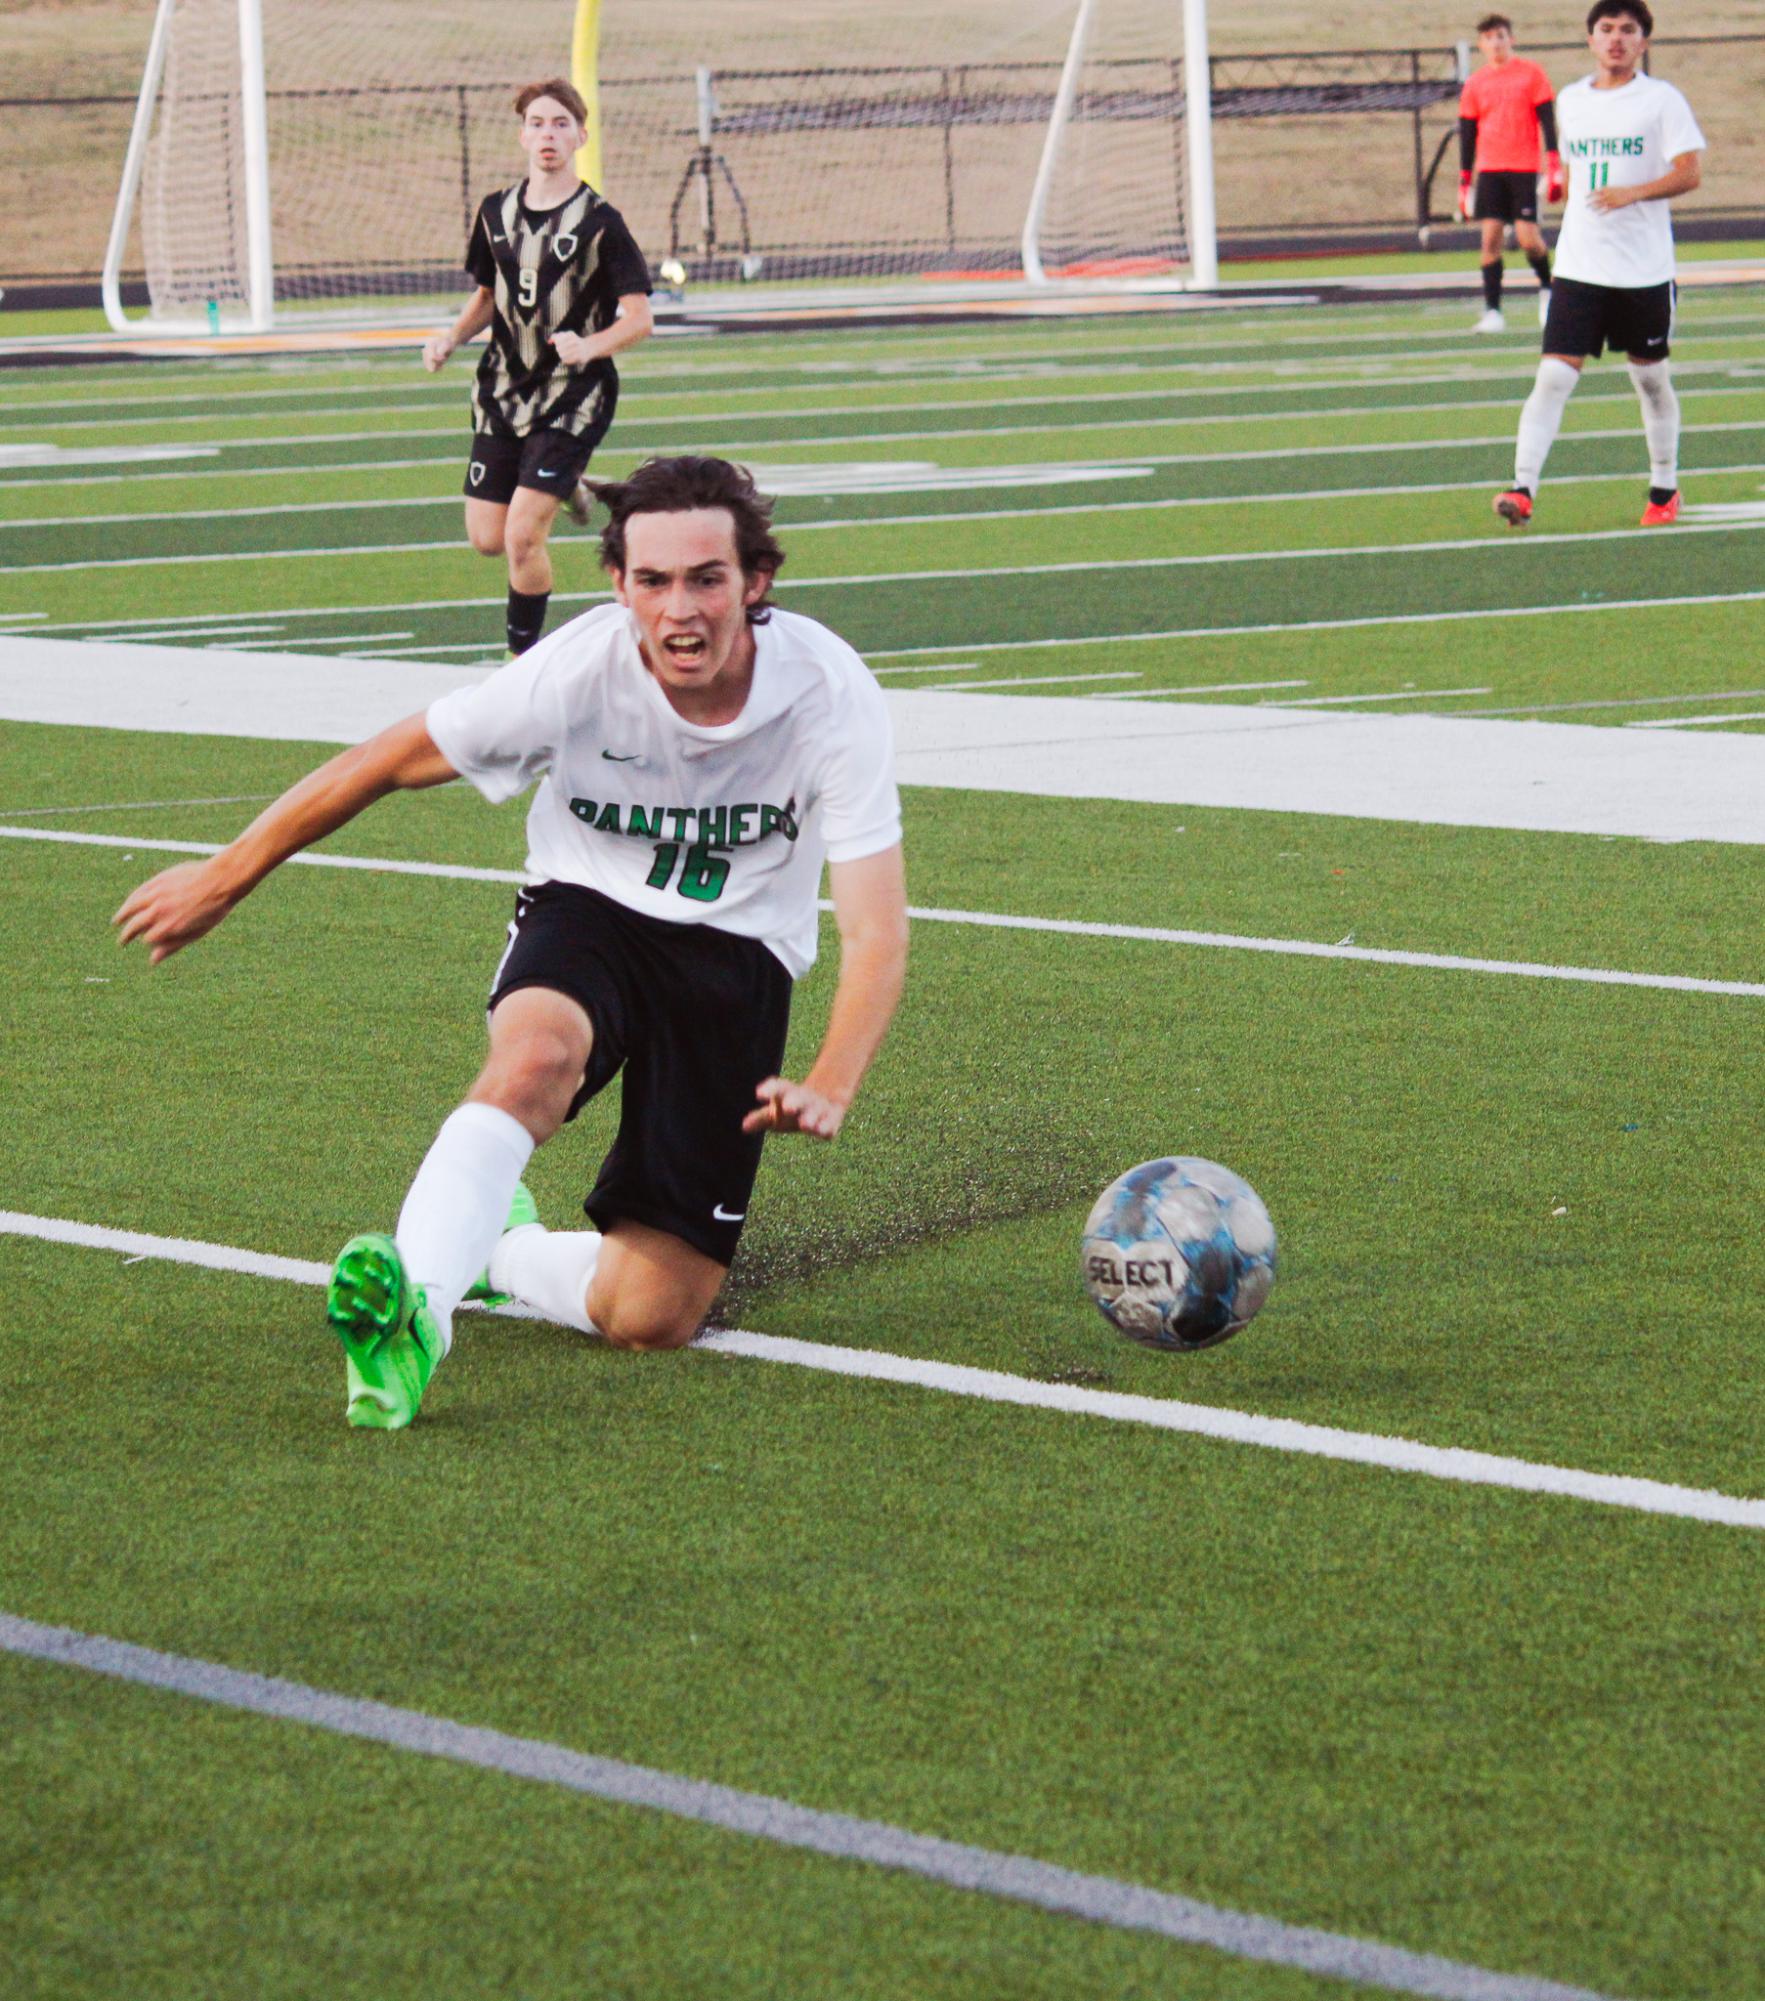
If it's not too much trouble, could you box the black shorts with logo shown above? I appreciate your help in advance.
[488,882,794,1266]
[1473,170,1540,223]
[1542,275,1676,361]
[464,415,612,506]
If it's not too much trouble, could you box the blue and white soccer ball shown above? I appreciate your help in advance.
[1081,1157,1276,1352]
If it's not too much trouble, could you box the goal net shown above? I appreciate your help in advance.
[107,0,578,330]
[596,0,1211,285]
[105,0,1214,331]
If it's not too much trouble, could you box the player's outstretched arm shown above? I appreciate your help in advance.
[744,842,909,1140]
[114,713,459,965]
[423,287,494,371]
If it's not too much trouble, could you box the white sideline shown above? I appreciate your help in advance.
[0,1207,1759,1536]
[0,1613,1627,2001]
[7,824,1765,1000]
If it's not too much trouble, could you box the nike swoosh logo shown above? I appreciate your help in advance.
[713,1204,746,1223]
[537,468,559,478]
[601,750,640,761]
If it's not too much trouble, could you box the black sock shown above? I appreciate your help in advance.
[1648,485,1677,505]
[1527,249,1552,289]
[1481,260,1504,310]
[506,587,550,656]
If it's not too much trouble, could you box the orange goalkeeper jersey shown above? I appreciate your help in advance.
[1459,58,1555,172]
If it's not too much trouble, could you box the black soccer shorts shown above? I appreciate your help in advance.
[1473,170,1541,223]
[1542,276,1676,362]
[464,419,610,506]
[488,882,794,1266]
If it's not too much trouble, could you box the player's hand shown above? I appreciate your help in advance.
[742,1077,847,1140]
[1587,185,1632,213]
[421,332,454,372]
[1456,172,1475,222]
[551,330,595,366]
[1544,153,1566,203]
[113,860,239,965]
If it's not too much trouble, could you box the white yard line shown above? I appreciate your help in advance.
[9,513,1762,581]
[920,670,1142,693]
[12,459,1765,537]
[1091,679,1310,699]
[867,586,1765,656]
[10,363,1753,442]
[1,1207,1761,1540]
[225,631,414,651]
[1629,710,1765,729]
[7,418,1764,501]
[7,823,1763,1000]
[4,384,1750,483]
[6,368,1554,435]
[0,1611,1626,2001]
[0,793,275,819]
[1265,686,1492,707]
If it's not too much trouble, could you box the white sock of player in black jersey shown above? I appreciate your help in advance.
[1514,356,1581,494]
[1627,359,1680,493]
[395,1102,535,1356]
[487,1226,603,1335]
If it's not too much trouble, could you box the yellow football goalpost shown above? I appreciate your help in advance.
[572,0,603,191]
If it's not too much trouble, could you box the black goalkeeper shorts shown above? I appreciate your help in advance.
[488,882,794,1266]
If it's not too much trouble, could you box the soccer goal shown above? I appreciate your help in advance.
[104,0,1219,332]
[102,0,585,333]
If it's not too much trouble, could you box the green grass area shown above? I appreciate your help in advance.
[6,291,1765,1998]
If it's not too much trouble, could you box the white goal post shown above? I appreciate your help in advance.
[1022,0,1216,289]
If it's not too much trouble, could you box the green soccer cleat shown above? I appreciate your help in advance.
[463,1180,540,1307]
[327,1232,443,1431]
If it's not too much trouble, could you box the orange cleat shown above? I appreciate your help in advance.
[1493,488,1533,527]
[1641,491,1681,526]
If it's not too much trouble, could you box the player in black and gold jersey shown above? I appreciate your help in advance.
[424,79,653,657]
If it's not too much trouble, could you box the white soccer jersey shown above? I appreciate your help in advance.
[1552,72,1706,289]
[426,603,902,978]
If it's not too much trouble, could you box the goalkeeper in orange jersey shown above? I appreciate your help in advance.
[1457,14,1563,331]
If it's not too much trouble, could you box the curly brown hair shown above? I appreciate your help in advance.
[591,457,786,625]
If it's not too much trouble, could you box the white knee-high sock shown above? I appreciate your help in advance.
[488,1226,603,1336]
[1514,357,1580,492]
[1628,359,1680,490]
[396,1102,534,1353]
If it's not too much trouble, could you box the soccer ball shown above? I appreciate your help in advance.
[659,257,687,289]
[1081,1157,1276,1352]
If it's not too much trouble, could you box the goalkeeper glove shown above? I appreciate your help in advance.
[1545,152,1566,203]
[1457,171,1475,222]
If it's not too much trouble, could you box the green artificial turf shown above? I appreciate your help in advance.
[6,294,1765,2001]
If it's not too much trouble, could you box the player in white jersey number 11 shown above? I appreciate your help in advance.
[112,457,910,1431]
[1493,0,1705,530]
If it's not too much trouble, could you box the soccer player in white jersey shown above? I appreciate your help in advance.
[1494,0,1704,529]
[113,458,910,1431]
[423,80,654,659]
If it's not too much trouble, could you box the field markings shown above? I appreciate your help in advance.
[14,459,1765,538]
[918,670,1142,693]
[7,416,1765,499]
[9,511,1764,580]
[3,1208,1763,1541]
[866,585,1765,655]
[8,823,1765,1000]
[4,382,1755,480]
[1264,686,1492,707]
[1630,710,1765,729]
[0,793,276,819]
[9,360,1755,444]
[0,1612,1626,2001]
[1090,679,1311,699]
